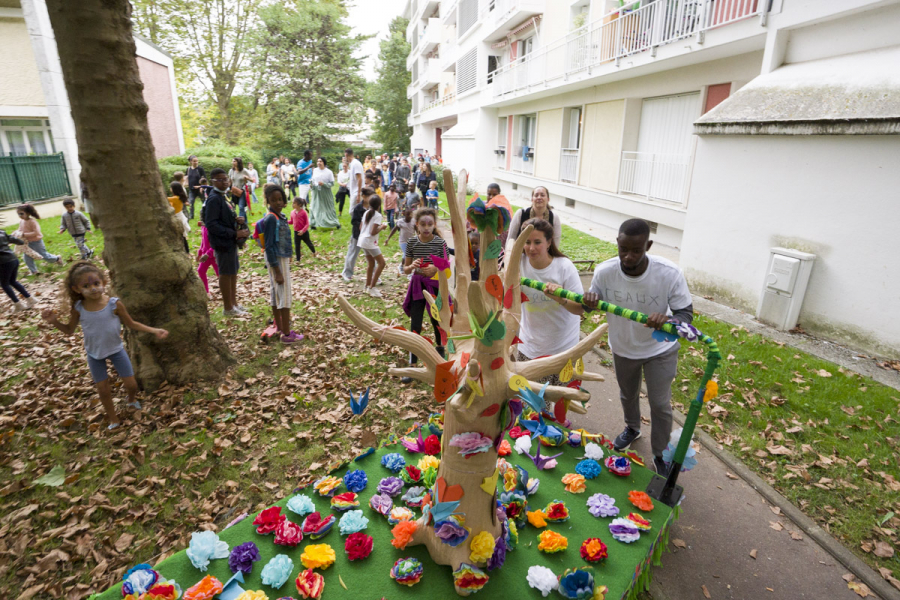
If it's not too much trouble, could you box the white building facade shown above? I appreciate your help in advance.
[404,0,900,358]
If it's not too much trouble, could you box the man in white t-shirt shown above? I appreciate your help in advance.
[583,218,693,476]
[344,148,364,208]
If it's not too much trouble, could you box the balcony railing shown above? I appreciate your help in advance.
[495,145,506,168]
[418,91,457,116]
[491,0,764,99]
[559,148,579,184]
[618,151,690,205]
[511,147,535,176]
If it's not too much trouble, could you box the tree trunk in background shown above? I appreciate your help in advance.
[45,0,234,389]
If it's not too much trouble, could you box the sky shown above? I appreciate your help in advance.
[345,0,409,80]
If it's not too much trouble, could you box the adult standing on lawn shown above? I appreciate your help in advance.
[395,157,411,189]
[505,186,561,258]
[308,157,340,230]
[582,218,694,476]
[228,157,252,219]
[416,162,436,199]
[203,168,250,316]
[345,148,364,208]
[185,155,205,220]
[335,158,351,217]
[296,150,314,202]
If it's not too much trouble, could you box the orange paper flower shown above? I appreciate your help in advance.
[300,544,336,570]
[628,490,654,512]
[183,575,223,600]
[391,519,418,550]
[561,473,586,493]
[498,439,512,456]
[537,530,568,553]
[526,509,547,528]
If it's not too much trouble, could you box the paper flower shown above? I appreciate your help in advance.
[544,500,570,523]
[662,427,699,472]
[295,568,324,599]
[390,519,418,549]
[417,455,440,471]
[313,476,342,497]
[391,557,424,586]
[186,530,229,571]
[587,493,619,518]
[676,321,701,341]
[581,538,608,563]
[183,575,223,600]
[497,457,512,474]
[122,564,159,596]
[505,518,519,551]
[300,544,335,570]
[626,451,645,467]
[233,592,267,600]
[388,506,415,525]
[503,468,519,492]
[469,530,495,564]
[301,512,336,540]
[421,465,438,489]
[584,443,605,461]
[575,459,602,480]
[454,563,490,592]
[338,510,369,535]
[562,473,587,493]
[508,426,528,439]
[450,432,494,458]
[401,465,422,485]
[274,519,304,547]
[330,492,359,511]
[537,530,568,553]
[526,565,558,596]
[139,582,177,600]
[628,490,654,512]
[343,469,368,493]
[253,506,286,535]
[381,452,406,473]
[368,492,393,516]
[227,542,261,575]
[286,494,315,517]
[435,515,470,546]
[515,435,533,455]
[260,554,293,589]
[498,439,512,456]
[344,531,373,560]
[499,490,527,522]
[609,518,641,543]
[626,512,652,531]
[487,536,507,570]
[527,509,547,528]
[558,567,600,599]
[425,434,441,455]
[526,477,541,496]
[377,476,404,497]
[402,486,427,508]
[568,430,583,447]
[605,456,631,477]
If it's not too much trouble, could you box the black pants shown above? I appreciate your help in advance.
[294,231,316,259]
[408,298,444,365]
[0,258,29,302]
[335,189,349,215]
[188,189,201,219]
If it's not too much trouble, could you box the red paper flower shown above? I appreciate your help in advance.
[253,506,286,535]
[295,568,325,599]
[505,501,523,520]
[545,502,569,521]
[424,434,441,455]
[274,518,304,546]
[508,426,528,439]
[344,531,374,560]
[405,465,422,482]
[580,537,608,562]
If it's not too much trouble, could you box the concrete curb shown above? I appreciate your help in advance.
[586,343,900,600]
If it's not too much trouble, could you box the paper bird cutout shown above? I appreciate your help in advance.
[429,254,452,281]
[218,571,246,600]
[481,468,500,494]
[517,381,550,414]
[428,477,464,523]
[350,387,370,415]
[518,414,561,441]
[402,427,426,453]
[651,328,679,342]
[526,443,563,471]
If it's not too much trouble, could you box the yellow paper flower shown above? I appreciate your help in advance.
[561,473,586,493]
[527,509,547,528]
[234,592,269,600]
[537,530,568,553]
[469,530,496,564]
[594,584,609,600]
[300,544,336,570]
[503,469,518,492]
[313,476,341,496]
[417,455,440,471]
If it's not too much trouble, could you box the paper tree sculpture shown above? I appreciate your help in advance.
[337,168,609,595]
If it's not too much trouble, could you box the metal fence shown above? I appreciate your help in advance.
[0,153,72,206]
[559,148,579,183]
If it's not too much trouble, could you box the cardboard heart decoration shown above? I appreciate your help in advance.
[485,275,504,304]
[437,477,464,502]
[503,286,514,309]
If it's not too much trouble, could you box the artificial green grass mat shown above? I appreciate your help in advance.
[93,438,674,599]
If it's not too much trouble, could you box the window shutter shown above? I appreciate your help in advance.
[457,47,478,94]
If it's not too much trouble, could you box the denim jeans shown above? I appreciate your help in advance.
[24,240,58,274]
[385,208,395,230]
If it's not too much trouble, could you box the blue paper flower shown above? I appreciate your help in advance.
[286,494,315,516]
[339,509,369,535]
[401,486,427,507]
[122,564,158,596]
[186,530,229,571]
[575,459,602,480]
[344,469,368,493]
[558,567,597,599]
[381,452,406,473]
[260,554,293,589]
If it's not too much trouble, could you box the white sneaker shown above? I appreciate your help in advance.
[341,273,352,282]
[368,287,383,298]
[233,306,249,316]
[223,308,242,317]
[12,302,25,314]
[23,296,37,309]
[377,280,385,286]
[234,304,247,311]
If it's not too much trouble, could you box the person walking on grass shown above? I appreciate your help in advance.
[196,217,218,296]
[58,198,93,259]
[16,203,60,275]
[345,148,365,208]
[386,205,416,276]
[288,198,316,261]
[582,218,694,476]
[384,183,398,230]
[260,185,303,343]
[426,180,439,210]
[296,150,314,203]
[505,186,561,259]
[203,168,250,316]
[0,229,36,313]
[357,196,388,297]
[341,187,371,282]
[41,261,169,430]
[186,155,205,220]
[308,157,340,230]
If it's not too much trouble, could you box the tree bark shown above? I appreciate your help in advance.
[45,0,234,389]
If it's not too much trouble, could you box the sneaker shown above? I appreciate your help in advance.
[287,331,305,342]
[234,304,247,312]
[127,400,142,410]
[613,427,642,451]
[400,376,413,384]
[107,422,121,431]
[341,273,352,282]
[12,301,25,314]
[23,296,37,309]
[377,280,385,286]
[653,456,669,477]
[281,334,296,344]
[223,308,242,317]
[368,287,383,298]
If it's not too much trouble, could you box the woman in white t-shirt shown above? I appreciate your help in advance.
[517,218,584,422]
[356,195,388,297]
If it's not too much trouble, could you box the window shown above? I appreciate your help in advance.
[487,55,499,84]
[457,47,477,94]
[0,119,55,156]
[519,36,535,59]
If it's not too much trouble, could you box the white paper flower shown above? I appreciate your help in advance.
[526,565,558,597]
[584,442,604,461]
[515,435,533,456]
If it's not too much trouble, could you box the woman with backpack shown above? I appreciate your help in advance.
[504,186,562,256]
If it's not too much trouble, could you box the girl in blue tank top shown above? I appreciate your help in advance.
[42,261,168,430]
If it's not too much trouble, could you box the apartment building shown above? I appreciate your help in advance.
[404,0,900,359]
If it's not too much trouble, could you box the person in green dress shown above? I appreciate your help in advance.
[309,157,341,230]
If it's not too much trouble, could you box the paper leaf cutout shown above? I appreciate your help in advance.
[508,374,529,392]
[554,399,570,424]
[437,477,465,502]
[480,403,500,417]
[484,239,502,260]
[485,275,504,304]
[435,292,443,310]
[435,361,461,402]
[482,318,506,346]
[512,335,523,345]
[503,286,514,309]
[467,377,484,398]
[490,357,504,370]
[34,465,66,487]
[429,303,442,323]
[481,468,500,494]
[459,352,471,371]
[559,359,574,383]
[349,387,370,415]
[575,357,584,376]
[447,339,456,355]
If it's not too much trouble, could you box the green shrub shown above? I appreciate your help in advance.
[433,164,473,195]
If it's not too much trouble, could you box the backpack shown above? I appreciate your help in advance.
[520,206,554,237]
[252,211,281,252]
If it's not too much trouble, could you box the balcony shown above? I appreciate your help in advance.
[618,152,690,205]
[511,147,535,176]
[420,18,442,53]
[421,58,442,86]
[559,148,579,184]
[491,0,766,101]
[481,0,543,42]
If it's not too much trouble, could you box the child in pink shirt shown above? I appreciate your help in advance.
[16,203,60,275]
[384,184,399,230]
[196,220,218,294]
[288,198,316,260]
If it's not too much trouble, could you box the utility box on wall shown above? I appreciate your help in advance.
[756,248,816,331]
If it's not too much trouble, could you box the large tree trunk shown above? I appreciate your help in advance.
[45,0,234,389]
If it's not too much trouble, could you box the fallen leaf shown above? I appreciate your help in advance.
[848,580,872,597]
[790,531,803,541]
[725,472,739,480]
[816,369,832,377]
[770,521,784,531]
[701,584,711,599]
[114,532,135,553]
[749,549,757,559]
[673,538,687,549]
[770,506,782,516]
[34,465,66,487]
[874,540,895,559]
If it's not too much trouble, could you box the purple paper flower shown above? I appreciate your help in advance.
[587,493,618,518]
[434,516,470,547]
[228,541,261,574]
[377,476,404,497]
[343,469,368,493]
[567,431,582,447]
[575,459,602,480]
[449,432,494,458]
[381,453,406,473]
[486,536,507,571]
[676,321,700,341]
[369,492,393,516]
[609,518,641,543]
